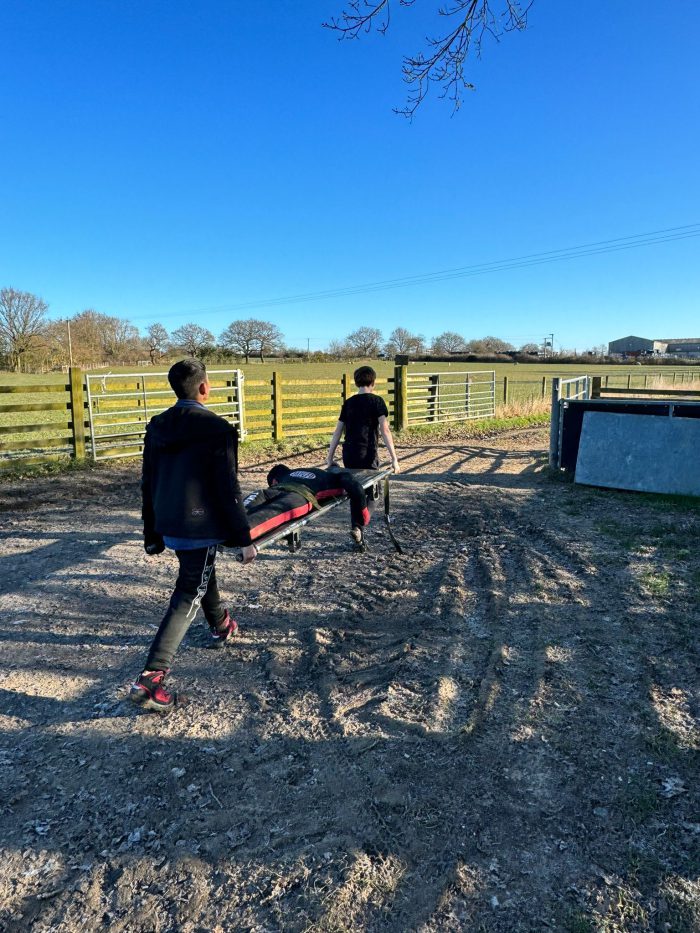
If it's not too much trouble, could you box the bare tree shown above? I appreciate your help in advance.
[63,310,108,365]
[256,321,284,363]
[220,319,258,364]
[327,339,351,360]
[384,326,425,357]
[220,318,282,363]
[0,287,49,371]
[345,326,383,357]
[520,342,540,355]
[54,309,144,366]
[100,317,142,361]
[466,335,514,354]
[325,0,532,115]
[431,331,467,354]
[171,323,215,359]
[146,323,169,364]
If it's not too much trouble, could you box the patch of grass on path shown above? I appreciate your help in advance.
[400,412,550,443]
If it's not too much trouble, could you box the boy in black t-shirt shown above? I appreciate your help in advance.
[326,366,400,478]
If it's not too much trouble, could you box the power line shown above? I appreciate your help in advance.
[122,222,700,323]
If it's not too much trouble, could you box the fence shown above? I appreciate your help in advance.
[0,370,86,468]
[398,369,496,425]
[86,370,244,461]
[549,376,591,467]
[244,372,395,442]
[1,365,698,469]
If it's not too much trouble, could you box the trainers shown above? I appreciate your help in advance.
[209,609,239,649]
[129,669,180,712]
[350,527,366,551]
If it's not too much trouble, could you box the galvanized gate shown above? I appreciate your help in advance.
[405,370,496,425]
[548,374,590,467]
[86,369,245,461]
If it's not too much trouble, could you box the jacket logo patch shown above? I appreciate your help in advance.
[191,508,205,516]
[289,470,316,480]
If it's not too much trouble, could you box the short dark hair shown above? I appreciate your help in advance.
[354,366,376,387]
[168,359,207,400]
[267,464,291,486]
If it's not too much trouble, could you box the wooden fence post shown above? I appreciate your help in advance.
[591,376,602,399]
[627,374,632,390]
[272,371,284,440]
[465,374,471,416]
[394,364,408,431]
[541,376,547,398]
[503,376,509,406]
[69,366,86,460]
[342,373,351,403]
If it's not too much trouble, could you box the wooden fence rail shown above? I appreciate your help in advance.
[2,366,699,468]
[0,370,88,468]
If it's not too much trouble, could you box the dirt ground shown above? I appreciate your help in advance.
[0,428,698,933]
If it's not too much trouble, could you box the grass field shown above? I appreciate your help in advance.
[4,358,700,386]
[1,360,700,463]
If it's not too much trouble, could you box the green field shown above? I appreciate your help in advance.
[1,360,699,463]
[3,357,700,386]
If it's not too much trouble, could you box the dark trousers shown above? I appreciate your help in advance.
[145,546,226,672]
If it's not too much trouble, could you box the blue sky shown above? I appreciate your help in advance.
[1,0,698,352]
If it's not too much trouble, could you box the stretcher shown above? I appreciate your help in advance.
[241,466,402,557]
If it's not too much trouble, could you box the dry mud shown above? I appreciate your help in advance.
[0,429,698,932]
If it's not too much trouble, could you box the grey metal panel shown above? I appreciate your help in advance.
[575,411,700,496]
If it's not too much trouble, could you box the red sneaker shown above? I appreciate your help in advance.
[129,669,181,712]
[209,610,239,649]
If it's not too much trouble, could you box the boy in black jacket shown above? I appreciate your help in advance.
[131,359,256,712]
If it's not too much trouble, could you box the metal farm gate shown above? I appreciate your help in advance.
[548,374,591,467]
[86,369,245,461]
[405,370,496,425]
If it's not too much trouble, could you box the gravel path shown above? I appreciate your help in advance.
[0,429,698,932]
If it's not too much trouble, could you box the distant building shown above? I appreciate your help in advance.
[608,335,700,358]
[607,336,666,356]
[662,338,700,359]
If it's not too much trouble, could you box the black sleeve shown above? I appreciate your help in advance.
[337,470,370,528]
[141,427,164,553]
[215,429,253,547]
[243,489,268,511]
[377,395,389,418]
[339,400,348,422]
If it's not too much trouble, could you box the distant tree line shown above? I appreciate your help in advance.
[0,284,619,374]
[0,288,290,371]
[326,328,551,360]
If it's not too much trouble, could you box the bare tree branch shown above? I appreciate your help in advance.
[0,287,49,371]
[171,323,215,359]
[324,0,533,116]
[220,319,284,364]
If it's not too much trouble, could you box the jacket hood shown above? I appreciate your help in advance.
[147,405,234,453]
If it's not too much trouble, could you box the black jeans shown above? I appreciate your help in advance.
[145,546,226,672]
